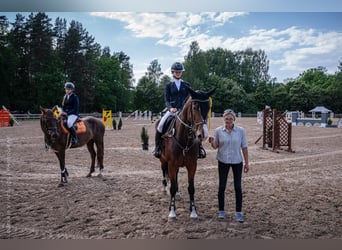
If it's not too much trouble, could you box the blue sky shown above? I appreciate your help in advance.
[2,12,342,85]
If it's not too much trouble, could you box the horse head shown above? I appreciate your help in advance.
[40,106,60,142]
[184,87,216,139]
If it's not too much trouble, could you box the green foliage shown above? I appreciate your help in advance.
[140,126,149,144]
[9,117,14,126]
[118,118,122,130]
[327,118,333,125]
[0,13,134,113]
[112,119,117,130]
[134,60,166,113]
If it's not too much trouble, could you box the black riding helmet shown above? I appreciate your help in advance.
[64,82,75,89]
[171,62,185,72]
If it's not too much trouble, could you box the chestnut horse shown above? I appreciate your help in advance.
[159,87,215,219]
[40,106,105,187]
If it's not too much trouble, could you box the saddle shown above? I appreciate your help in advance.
[161,115,176,137]
[61,118,86,135]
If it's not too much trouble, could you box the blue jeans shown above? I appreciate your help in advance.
[217,161,243,212]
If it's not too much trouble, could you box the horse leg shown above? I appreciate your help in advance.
[95,139,104,177]
[168,167,178,219]
[175,169,181,200]
[55,151,68,187]
[187,165,198,219]
[86,140,96,178]
[161,162,168,194]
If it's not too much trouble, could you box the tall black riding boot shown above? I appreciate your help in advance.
[198,142,206,159]
[69,126,78,145]
[153,131,162,158]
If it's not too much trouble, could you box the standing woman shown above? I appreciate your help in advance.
[208,109,249,222]
[62,82,79,145]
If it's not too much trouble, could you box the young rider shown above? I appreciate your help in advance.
[153,62,206,159]
[62,82,79,145]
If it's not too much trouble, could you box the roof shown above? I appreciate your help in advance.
[309,106,332,113]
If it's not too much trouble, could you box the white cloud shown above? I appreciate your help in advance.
[186,14,202,26]
[90,12,243,51]
[211,12,246,23]
[90,12,342,81]
[268,29,342,74]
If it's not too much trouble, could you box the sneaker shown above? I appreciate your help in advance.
[235,212,244,223]
[218,211,225,219]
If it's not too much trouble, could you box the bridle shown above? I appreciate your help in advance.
[173,97,209,156]
[41,112,59,143]
[176,98,209,129]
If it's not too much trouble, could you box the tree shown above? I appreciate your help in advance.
[0,16,16,108]
[327,60,342,113]
[183,41,208,90]
[253,81,273,110]
[206,75,248,113]
[53,17,67,54]
[146,59,163,85]
[235,48,270,93]
[26,12,59,111]
[134,75,161,112]
[94,53,121,112]
[288,80,312,112]
[59,20,102,112]
[113,51,134,112]
[271,83,289,111]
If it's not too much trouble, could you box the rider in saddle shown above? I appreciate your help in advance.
[62,82,79,145]
[153,62,206,159]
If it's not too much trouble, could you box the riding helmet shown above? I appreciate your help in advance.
[171,62,185,72]
[64,82,75,89]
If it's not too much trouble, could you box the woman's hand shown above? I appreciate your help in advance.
[243,163,249,173]
[208,136,214,143]
[208,136,217,149]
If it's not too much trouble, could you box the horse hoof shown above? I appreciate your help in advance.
[97,173,103,178]
[58,183,64,187]
[168,209,176,219]
[190,212,198,219]
[168,215,177,221]
[86,173,92,178]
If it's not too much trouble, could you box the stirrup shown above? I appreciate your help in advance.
[72,137,78,145]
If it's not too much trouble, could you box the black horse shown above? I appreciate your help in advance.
[158,88,215,219]
[40,106,105,187]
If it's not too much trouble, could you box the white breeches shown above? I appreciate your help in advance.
[67,114,78,128]
[157,111,175,133]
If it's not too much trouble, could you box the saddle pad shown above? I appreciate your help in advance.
[61,120,87,134]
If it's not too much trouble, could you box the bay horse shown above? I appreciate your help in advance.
[40,106,105,187]
[158,87,215,219]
